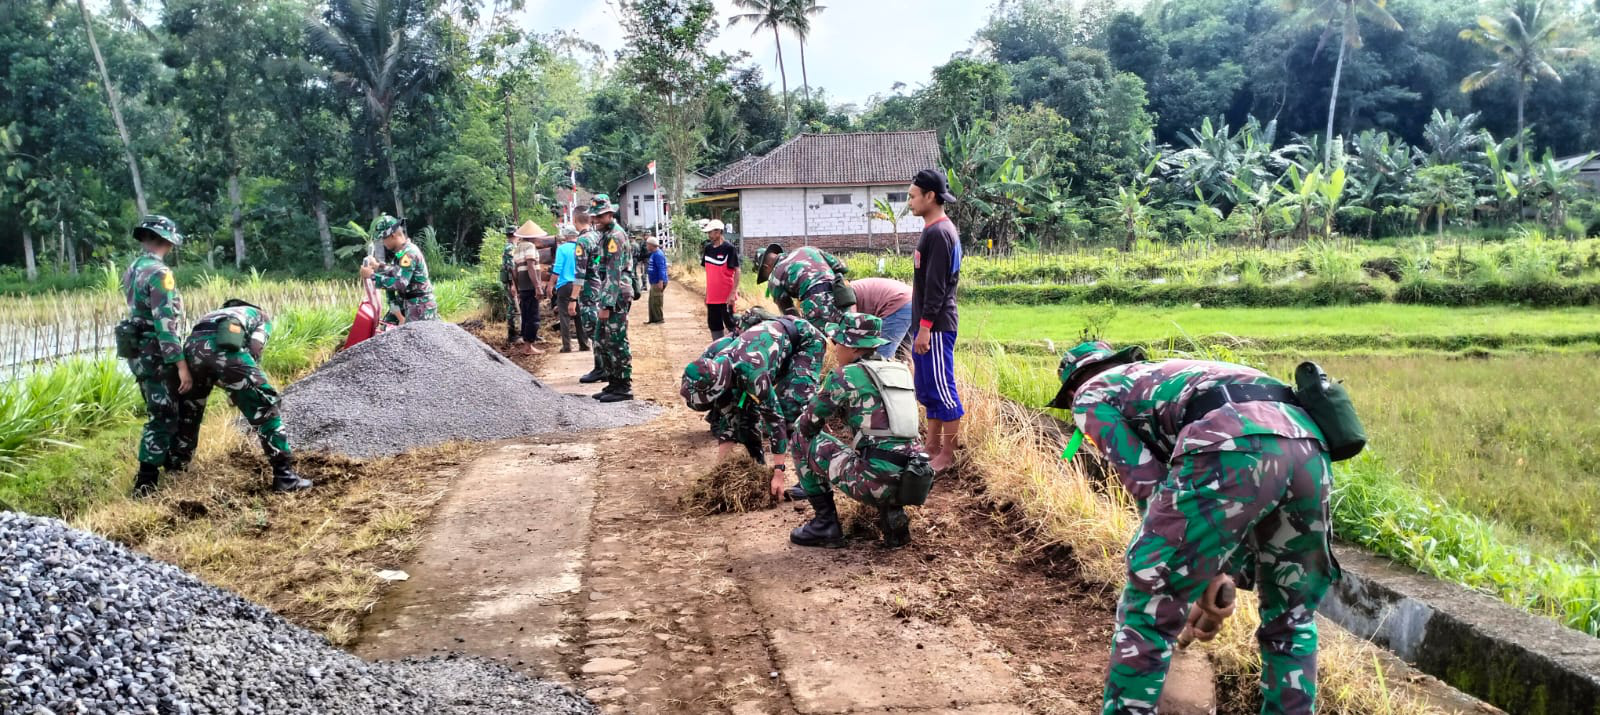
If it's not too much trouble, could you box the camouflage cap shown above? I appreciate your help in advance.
[504,223,519,236]
[735,307,779,333]
[133,215,183,247]
[1046,340,1148,409]
[829,312,890,349]
[221,298,262,311]
[680,355,732,411]
[755,243,783,284]
[370,214,407,241]
[588,194,617,216]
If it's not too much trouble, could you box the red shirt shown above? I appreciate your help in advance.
[702,241,740,303]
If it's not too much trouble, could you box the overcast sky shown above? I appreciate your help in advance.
[516,0,993,109]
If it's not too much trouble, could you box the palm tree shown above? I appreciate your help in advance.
[306,0,441,219]
[786,0,826,106]
[1459,0,1588,161]
[1285,0,1402,167]
[730,0,792,133]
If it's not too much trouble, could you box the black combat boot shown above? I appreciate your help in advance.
[790,492,845,548]
[879,506,911,549]
[783,484,808,501]
[164,452,192,474]
[579,370,604,384]
[131,463,161,498]
[597,380,633,403]
[269,455,314,493]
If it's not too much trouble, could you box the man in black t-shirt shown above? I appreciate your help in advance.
[701,219,741,340]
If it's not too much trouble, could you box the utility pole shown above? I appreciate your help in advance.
[504,90,519,223]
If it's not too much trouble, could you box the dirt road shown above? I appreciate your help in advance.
[356,282,1154,714]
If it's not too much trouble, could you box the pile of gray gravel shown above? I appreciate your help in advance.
[282,320,655,457]
[0,512,597,715]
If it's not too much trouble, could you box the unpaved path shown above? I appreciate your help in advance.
[358,282,1132,714]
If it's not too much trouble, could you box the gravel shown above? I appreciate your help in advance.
[282,320,655,457]
[0,511,598,715]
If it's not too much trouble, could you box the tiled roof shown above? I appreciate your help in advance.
[700,131,939,190]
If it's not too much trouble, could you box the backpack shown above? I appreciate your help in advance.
[856,360,920,440]
[1293,362,1368,462]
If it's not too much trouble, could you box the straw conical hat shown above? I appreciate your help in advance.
[514,220,549,239]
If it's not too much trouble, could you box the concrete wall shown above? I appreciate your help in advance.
[619,174,702,230]
[738,186,925,255]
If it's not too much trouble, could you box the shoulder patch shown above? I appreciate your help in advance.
[161,271,175,291]
[228,323,243,334]
[607,240,618,254]
[400,255,413,268]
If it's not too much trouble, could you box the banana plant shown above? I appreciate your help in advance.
[869,197,912,255]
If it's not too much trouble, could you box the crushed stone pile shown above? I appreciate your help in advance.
[0,512,598,715]
[282,321,655,457]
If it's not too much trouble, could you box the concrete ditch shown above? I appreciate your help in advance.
[1323,546,1600,714]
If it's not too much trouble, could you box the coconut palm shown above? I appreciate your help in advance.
[786,0,826,106]
[730,0,793,133]
[65,0,153,215]
[306,0,442,219]
[1285,0,1403,167]
[1460,0,1588,160]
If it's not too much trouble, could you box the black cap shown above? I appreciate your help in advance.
[913,168,957,204]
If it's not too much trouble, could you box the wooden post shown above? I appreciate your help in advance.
[504,90,519,223]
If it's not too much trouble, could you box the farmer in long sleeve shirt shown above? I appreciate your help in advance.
[908,168,964,472]
[646,237,669,323]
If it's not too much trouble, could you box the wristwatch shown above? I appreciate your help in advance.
[773,464,787,472]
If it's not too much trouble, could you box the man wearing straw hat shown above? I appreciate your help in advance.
[786,312,933,549]
[360,214,437,325]
[512,220,548,356]
[118,215,193,497]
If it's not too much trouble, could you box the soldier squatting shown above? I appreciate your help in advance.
[679,166,1361,715]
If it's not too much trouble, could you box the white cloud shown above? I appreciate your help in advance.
[517,0,990,107]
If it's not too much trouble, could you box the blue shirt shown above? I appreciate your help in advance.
[648,250,668,285]
[553,242,577,289]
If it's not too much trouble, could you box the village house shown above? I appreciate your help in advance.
[616,170,706,231]
[693,130,936,256]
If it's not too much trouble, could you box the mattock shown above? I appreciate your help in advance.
[1178,574,1238,649]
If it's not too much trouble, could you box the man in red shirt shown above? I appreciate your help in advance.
[701,219,741,340]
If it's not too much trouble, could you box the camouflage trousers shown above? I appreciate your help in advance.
[579,300,601,372]
[172,340,292,466]
[504,284,520,342]
[595,301,633,382]
[794,434,922,508]
[1103,436,1336,715]
[383,294,438,325]
[128,353,184,468]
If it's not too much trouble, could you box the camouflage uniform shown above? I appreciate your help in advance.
[766,246,850,331]
[500,234,520,342]
[1054,342,1337,715]
[793,360,926,507]
[121,248,187,470]
[174,305,292,467]
[685,317,827,458]
[369,216,437,325]
[576,228,604,372]
[593,223,635,385]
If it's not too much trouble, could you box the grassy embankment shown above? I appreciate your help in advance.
[1,275,483,642]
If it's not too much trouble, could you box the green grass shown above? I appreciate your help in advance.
[961,303,1600,353]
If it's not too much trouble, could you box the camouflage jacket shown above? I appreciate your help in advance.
[594,225,635,310]
[575,230,604,304]
[500,243,517,286]
[767,246,848,304]
[712,317,827,455]
[373,241,434,303]
[189,305,271,361]
[121,251,186,364]
[1071,359,1327,501]
[796,358,923,457]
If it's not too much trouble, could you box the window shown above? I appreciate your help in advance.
[822,193,852,205]
[886,192,909,203]
[642,194,655,201]
[633,196,640,216]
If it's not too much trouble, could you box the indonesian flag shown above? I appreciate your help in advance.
[647,160,657,176]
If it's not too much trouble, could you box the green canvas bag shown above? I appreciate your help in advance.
[1294,361,1367,462]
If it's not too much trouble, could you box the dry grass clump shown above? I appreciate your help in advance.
[73,417,475,644]
[955,362,1447,714]
[680,455,778,516]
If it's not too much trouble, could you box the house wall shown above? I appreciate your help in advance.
[738,186,926,255]
[619,174,703,230]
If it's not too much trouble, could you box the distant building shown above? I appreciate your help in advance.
[695,131,937,256]
[616,170,706,230]
[1556,153,1600,191]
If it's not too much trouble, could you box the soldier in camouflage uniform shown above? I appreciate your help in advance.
[680,311,827,467]
[359,215,437,325]
[500,224,521,344]
[589,195,637,402]
[755,244,852,331]
[1045,340,1337,715]
[119,216,194,497]
[574,210,606,382]
[174,300,312,493]
[788,313,932,549]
